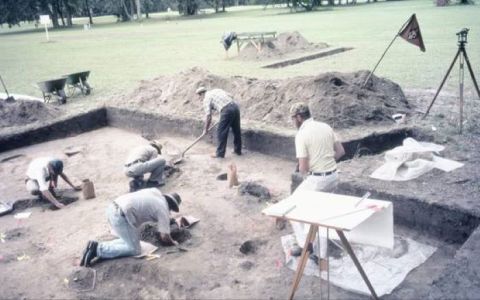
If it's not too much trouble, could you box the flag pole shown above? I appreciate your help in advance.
[362,15,413,88]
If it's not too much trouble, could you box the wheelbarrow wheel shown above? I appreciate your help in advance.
[81,81,91,95]
[66,85,76,98]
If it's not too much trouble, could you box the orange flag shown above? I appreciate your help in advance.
[399,14,426,52]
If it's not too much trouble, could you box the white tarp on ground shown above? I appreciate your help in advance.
[370,138,463,181]
[281,234,436,297]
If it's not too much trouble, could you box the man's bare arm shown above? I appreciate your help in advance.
[298,157,309,176]
[203,114,212,135]
[160,233,178,246]
[41,190,65,209]
[60,173,82,191]
[334,141,345,161]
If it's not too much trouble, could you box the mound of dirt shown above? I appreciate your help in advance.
[0,99,62,128]
[237,31,328,61]
[116,67,410,129]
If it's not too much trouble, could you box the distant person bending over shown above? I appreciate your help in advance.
[25,157,81,209]
[80,188,182,267]
[290,102,345,266]
[124,140,169,190]
[196,87,242,158]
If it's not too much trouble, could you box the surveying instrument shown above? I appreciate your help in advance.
[423,28,480,133]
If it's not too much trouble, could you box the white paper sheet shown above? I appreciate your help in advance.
[14,212,32,219]
[134,241,159,258]
[263,191,394,249]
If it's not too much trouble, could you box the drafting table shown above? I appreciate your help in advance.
[262,190,393,300]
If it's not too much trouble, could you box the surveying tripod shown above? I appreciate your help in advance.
[423,28,480,133]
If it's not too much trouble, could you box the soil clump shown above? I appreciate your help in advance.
[117,67,410,129]
[239,181,271,200]
[236,31,328,61]
[140,222,192,246]
[0,99,62,128]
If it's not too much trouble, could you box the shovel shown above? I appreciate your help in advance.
[173,122,219,165]
[0,74,15,102]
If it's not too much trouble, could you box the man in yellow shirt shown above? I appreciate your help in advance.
[289,102,345,266]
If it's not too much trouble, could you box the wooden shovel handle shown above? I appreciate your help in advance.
[180,121,219,158]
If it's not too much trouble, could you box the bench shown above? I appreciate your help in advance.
[235,31,277,53]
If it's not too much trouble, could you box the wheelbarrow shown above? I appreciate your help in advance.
[63,71,91,97]
[37,78,67,104]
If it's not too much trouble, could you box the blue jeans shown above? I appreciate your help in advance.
[97,203,141,259]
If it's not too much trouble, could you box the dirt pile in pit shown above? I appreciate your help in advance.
[0,99,62,128]
[237,31,328,61]
[117,67,410,129]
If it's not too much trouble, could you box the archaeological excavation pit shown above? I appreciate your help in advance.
[1,105,479,299]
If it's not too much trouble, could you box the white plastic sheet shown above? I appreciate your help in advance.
[281,234,437,296]
[370,138,463,181]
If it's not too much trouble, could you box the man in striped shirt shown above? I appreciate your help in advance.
[196,87,242,158]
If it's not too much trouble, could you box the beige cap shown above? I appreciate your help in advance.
[290,102,310,116]
[195,87,207,94]
[149,140,163,154]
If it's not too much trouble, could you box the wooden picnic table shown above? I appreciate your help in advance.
[235,31,277,53]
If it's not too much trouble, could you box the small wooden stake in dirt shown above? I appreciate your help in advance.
[173,122,218,165]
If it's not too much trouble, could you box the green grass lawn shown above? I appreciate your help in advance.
[0,0,479,100]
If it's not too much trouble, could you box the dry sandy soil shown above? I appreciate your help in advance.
[0,126,464,299]
[114,67,409,130]
[2,127,347,299]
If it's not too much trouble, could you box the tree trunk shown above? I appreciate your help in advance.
[85,0,93,24]
[56,0,65,26]
[130,0,136,19]
[64,0,73,27]
[121,0,132,21]
[135,0,142,20]
[222,0,225,12]
[49,2,60,28]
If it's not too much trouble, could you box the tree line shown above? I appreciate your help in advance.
[2,0,468,29]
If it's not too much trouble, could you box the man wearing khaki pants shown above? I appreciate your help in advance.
[124,140,167,190]
[289,102,345,267]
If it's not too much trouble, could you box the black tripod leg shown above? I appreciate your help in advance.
[462,48,480,100]
[423,49,461,119]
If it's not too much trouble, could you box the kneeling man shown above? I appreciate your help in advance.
[80,188,182,266]
[124,140,167,189]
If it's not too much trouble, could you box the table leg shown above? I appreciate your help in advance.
[288,225,318,300]
[336,230,378,300]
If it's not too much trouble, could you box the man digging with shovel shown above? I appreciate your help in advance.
[196,87,242,158]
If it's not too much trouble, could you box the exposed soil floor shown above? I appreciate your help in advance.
[0,127,460,299]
